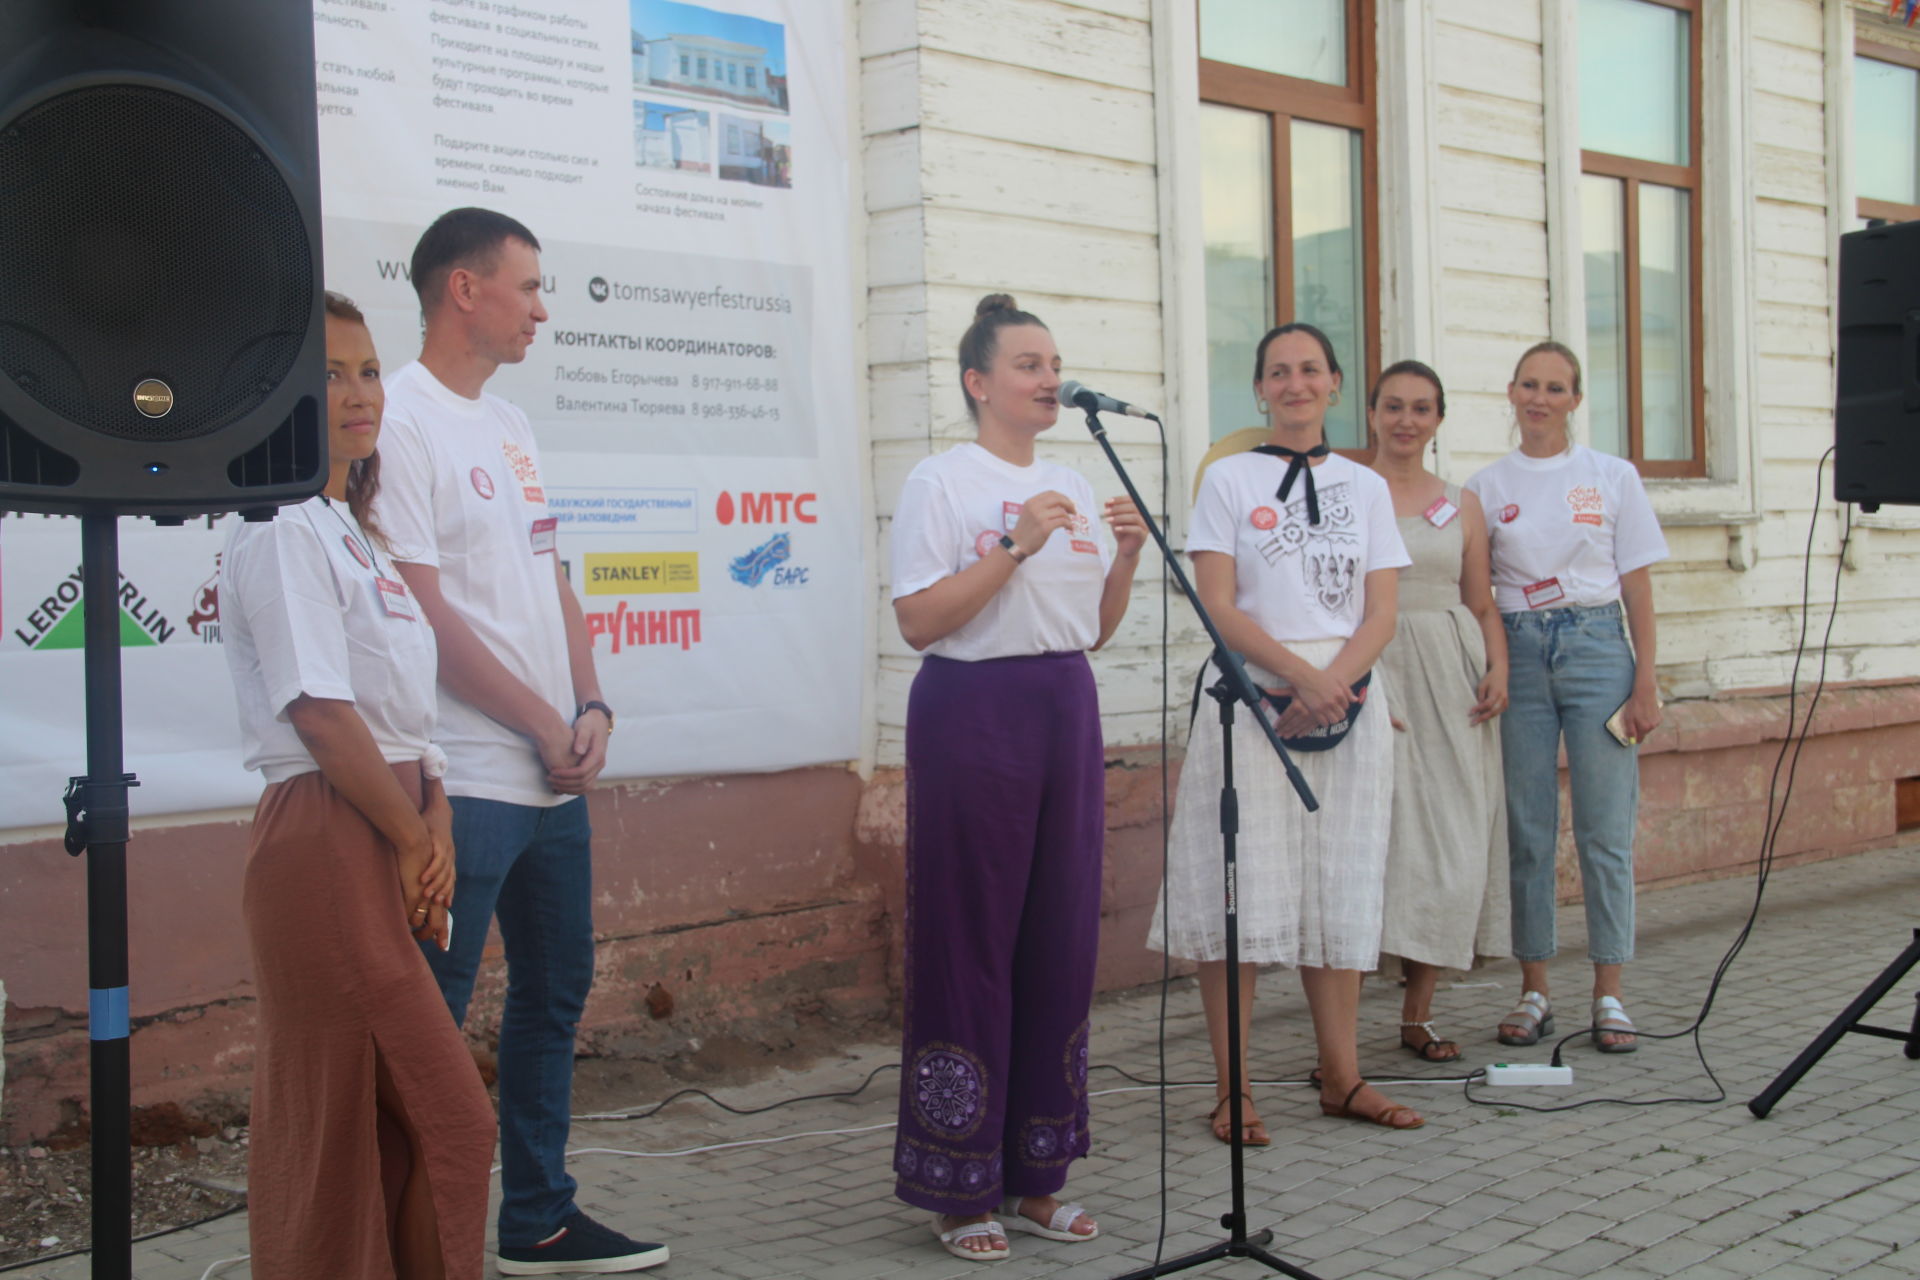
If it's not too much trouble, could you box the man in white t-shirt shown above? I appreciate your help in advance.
[374,208,668,1274]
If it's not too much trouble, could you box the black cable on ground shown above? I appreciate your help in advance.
[0,1201,247,1274]
[1467,446,1852,1113]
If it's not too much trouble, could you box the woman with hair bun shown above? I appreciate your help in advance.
[1154,322,1420,1141]
[888,294,1146,1261]
[221,292,495,1277]
[1466,341,1667,1055]
[1365,360,1509,1064]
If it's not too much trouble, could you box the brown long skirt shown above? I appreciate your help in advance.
[244,764,495,1279]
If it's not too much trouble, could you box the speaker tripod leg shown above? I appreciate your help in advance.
[1750,929,1920,1117]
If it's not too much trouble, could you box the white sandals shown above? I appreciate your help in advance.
[932,1214,1009,1262]
[1497,990,1555,1046]
[1592,995,1639,1053]
[1001,1195,1099,1242]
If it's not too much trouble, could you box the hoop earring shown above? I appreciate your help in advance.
[1256,398,1269,415]
[1327,389,1341,407]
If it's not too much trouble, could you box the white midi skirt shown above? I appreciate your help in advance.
[1150,637,1394,970]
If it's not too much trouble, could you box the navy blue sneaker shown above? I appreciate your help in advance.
[496,1212,670,1274]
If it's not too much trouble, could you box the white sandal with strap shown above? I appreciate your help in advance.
[1001,1196,1098,1242]
[1497,990,1555,1046]
[1592,995,1639,1054]
[932,1214,1009,1262]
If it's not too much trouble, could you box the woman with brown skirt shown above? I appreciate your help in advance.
[221,292,495,1278]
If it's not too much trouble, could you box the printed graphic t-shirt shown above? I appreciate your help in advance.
[1465,445,1669,612]
[1187,451,1411,645]
[889,442,1113,662]
[221,496,439,783]
[374,361,575,807]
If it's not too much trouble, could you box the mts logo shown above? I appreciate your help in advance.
[714,491,816,525]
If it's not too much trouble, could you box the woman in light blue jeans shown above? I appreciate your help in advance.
[1464,342,1668,1054]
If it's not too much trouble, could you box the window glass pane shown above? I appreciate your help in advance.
[1855,56,1920,206]
[1201,104,1274,443]
[1639,182,1693,461]
[1200,0,1345,86]
[1291,119,1366,450]
[1579,0,1688,166]
[1582,174,1629,458]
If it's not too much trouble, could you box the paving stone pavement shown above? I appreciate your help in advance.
[17,840,1920,1279]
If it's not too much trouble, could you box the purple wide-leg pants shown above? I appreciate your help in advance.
[893,651,1105,1215]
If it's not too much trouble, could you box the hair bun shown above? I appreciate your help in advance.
[975,293,1019,318]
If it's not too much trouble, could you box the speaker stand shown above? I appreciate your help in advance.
[1748,928,1920,1118]
[59,513,137,1280]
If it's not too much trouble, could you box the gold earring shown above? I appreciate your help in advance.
[1328,389,1341,407]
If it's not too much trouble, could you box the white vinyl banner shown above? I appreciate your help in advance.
[0,0,860,827]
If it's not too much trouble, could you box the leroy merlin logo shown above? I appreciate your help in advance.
[11,566,177,649]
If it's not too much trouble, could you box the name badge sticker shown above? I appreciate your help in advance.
[1424,497,1460,528]
[1523,577,1566,610]
[377,577,417,621]
[529,516,558,555]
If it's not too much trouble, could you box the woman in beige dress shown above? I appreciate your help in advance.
[1367,361,1510,1062]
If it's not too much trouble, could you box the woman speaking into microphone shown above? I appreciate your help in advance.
[887,294,1145,1262]
[1154,322,1419,1141]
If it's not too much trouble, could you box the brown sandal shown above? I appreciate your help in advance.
[1320,1080,1424,1130]
[1206,1093,1271,1146]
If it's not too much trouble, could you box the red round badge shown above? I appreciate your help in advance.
[341,534,371,570]
[1250,506,1278,531]
[1499,504,1520,524]
[974,530,1001,559]
[471,467,496,500]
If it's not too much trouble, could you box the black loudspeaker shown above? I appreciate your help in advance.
[1836,219,1920,511]
[0,0,324,519]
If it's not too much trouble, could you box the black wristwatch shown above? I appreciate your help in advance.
[997,533,1029,564]
[576,700,615,736]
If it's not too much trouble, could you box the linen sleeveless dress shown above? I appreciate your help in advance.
[1377,482,1510,970]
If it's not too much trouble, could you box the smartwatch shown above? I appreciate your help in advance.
[997,534,1028,564]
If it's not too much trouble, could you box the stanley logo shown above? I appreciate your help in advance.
[133,379,174,418]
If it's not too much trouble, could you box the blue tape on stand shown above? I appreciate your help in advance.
[90,986,129,1041]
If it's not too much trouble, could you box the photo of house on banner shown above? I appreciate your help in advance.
[719,113,791,188]
[635,100,712,173]
[630,0,790,116]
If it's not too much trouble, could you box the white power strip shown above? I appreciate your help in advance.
[1483,1062,1575,1086]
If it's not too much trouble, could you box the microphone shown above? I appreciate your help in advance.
[1058,380,1156,420]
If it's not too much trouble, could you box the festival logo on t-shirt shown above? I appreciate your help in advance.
[1252,479,1361,615]
[1565,485,1603,526]
[502,440,544,505]
[974,530,1000,559]
[1067,510,1097,556]
[1498,504,1520,524]
[1250,506,1277,531]
[470,466,496,500]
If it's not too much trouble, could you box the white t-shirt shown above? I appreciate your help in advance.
[222,497,439,783]
[1187,451,1411,646]
[373,361,575,807]
[889,443,1113,661]
[1465,445,1669,612]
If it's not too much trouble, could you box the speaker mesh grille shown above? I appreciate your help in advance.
[0,85,312,443]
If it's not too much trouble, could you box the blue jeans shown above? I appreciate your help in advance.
[1500,602,1639,966]
[421,795,594,1248]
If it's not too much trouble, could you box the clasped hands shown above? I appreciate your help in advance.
[1007,490,1148,560]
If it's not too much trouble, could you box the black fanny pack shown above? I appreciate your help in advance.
[1189,663,1371,752]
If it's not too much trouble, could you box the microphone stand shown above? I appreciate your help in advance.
[1076,404,1322,1280]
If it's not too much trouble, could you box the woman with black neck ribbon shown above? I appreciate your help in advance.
[1153,321,1421,1141]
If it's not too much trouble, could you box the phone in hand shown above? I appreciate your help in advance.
[1606,696,1660,746]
